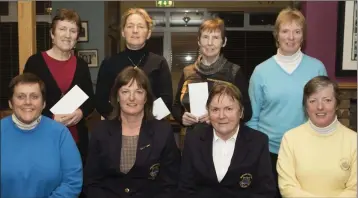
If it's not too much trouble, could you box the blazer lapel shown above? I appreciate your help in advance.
[107,120,123,172]
[133,120,153,166]
[221,125,251,184]
[199,125,219,183]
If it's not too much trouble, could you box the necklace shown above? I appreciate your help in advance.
[127,54,145,67]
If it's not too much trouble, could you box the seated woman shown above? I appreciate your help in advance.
[277,76,357,197]
[84,66,181,198]
[1,73,83,198]
[177,82,276,198]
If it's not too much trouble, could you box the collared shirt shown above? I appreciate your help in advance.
[212,127,239,182]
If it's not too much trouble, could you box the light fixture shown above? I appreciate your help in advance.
[183,13,191,26]
[185,55,192,61]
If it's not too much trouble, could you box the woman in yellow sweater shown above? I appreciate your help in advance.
[277,76,356,197]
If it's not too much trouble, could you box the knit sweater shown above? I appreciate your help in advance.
[246,54,327,154]
[277,121,357,198]
[0,116,83,198]
[172,56,252,125]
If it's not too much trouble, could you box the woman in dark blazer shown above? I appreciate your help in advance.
[23,9,94,161]
[84,66,181,198]
[176,82,276,198]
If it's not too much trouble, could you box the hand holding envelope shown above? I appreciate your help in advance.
[50,85,89,125]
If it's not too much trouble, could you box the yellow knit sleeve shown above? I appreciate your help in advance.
[277,134,319,198]
[338,148,357,198]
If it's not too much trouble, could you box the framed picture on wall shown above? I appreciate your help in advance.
[77,49,98,67]
[78,21,89,42]
[335,1,357,77]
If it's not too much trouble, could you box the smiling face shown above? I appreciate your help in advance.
[9,83,45,124]
[122,13,151,50]
[51,20,79,52]
[118,79,147,117]
[198,29,225,58]
[208,93,242,139]
[277,21,303,55]
[306,85,337,128]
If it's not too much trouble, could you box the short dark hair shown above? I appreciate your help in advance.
[51,8,82,39]
[9,73,46,102]
[108,66,154,120]
[198,17,226,41]
[303,76,340,108]
[206,81,244,112]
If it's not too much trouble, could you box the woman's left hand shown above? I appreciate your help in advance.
[199,114,210,124]
[57,109,83,127]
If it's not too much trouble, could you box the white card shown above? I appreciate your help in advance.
[153,97,170,120]
[188,82,209,117]
[50,85,89,114]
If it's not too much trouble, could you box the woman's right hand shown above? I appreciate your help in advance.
[182,112,198,126]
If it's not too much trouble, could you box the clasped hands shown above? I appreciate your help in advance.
[182,112,210,126]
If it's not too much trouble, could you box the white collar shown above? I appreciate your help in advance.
[308,116,338,134]
[275,48,303,63]
[213,125,240,142]
[12,114,41,130]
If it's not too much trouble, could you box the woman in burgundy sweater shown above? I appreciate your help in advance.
[23,9,94,162]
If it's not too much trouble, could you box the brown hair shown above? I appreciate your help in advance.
[273,7,306,47]
[121,8,153,31]
[108,66,154,120]
[303,76,340,109]
[51,8,82,39]
[198,18,226,41]
[206,82,244,116]
[9,73,46,102]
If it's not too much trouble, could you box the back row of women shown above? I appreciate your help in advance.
[1,5,356,198]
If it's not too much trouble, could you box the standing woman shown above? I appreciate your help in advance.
[172,18,252,128]
[95,8,173,119]
[246,7,327,197]
[23,9,95,161]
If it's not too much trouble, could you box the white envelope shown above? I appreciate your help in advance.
[50,85,89,114]
[153,97,170,120]
[188,82,209,117]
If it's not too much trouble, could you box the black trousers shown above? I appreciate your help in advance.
[270,152,282,198]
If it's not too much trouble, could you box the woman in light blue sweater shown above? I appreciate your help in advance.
[0,73,82,198]
[246,7,327,198]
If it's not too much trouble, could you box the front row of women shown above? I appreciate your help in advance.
[1,67,356,198]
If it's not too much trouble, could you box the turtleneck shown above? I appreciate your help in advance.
[274,48,303,74]
[12,114,41,130]
[124,45,148,67]
[308,116,338,134]
[194,55,227,75]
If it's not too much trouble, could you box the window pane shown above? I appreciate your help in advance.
[209,12,244,27]
[148,11,166,27]
[222,31,276,78]
[0,2,9,16]
[171,32,198,96]
[249,13,277,26]
[0,22,19,110]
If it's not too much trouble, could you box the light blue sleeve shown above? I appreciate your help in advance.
[49,127,83,198]
[246,68,263,130]
[318,61,328,76]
